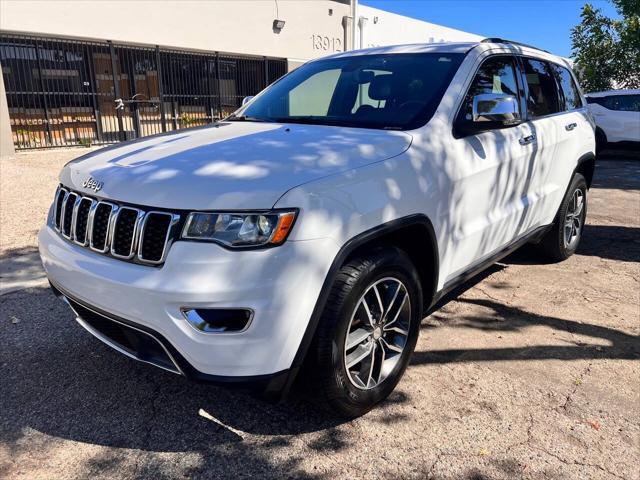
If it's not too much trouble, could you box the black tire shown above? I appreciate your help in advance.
[538,173,587,262]
[306,246,423,418]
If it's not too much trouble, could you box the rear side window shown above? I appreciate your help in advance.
[613,95,640,111]
[591,94,640,112]
[522,58,561,118]
[551,64,583,111]
[460,56,520,121]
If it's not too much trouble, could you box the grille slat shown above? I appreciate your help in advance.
[52,186,177,266]
[111,207,142,259]
[73,198,94,246]
[61,193,78,238]
[139,212,175,263]
[54,187,67,230]
[90,203,115,253]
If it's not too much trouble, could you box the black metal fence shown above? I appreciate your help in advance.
[0,33,288,149]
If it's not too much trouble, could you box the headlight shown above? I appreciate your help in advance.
[181,210,297,248]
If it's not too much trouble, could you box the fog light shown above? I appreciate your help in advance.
[181,308,253,333]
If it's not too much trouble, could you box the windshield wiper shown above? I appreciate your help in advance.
[225,114,271,123]
[272,116,398,130]
[272,116,326,125]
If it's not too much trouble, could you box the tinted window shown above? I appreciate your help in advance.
[522,58,561,117]
[551,64,583,110]
[597,95,640,112]
[237,53,464,130]
[460,56,520,121]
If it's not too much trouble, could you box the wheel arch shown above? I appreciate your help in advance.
[576,152,596,189]
[285,214,439,391]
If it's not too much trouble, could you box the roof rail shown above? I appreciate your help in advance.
[481,37,550,54]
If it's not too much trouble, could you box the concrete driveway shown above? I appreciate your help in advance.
[1,149,638,480]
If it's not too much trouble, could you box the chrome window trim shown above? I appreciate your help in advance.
[73,197,96,247]
[110,207,145,260]
[137,211,181,265]
[89,201,117,253]
[61,192,78,240]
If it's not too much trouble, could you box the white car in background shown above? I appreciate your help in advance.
[585,89,640,151]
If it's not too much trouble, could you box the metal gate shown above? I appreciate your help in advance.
[0,33,288,149]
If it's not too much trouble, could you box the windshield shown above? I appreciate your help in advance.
[232,53,464,130]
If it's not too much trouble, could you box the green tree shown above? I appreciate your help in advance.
[571,0,640,92]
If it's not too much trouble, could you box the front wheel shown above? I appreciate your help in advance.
[538,173,587,261]
[307,247,423,417]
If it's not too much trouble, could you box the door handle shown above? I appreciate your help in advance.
[519,134,536,145]
[565,122,577,131]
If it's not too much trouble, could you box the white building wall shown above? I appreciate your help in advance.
[1,1,481,63]
[357,5,482,49]
[0,0,351,62]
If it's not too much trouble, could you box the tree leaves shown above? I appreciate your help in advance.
[571,1,640,92]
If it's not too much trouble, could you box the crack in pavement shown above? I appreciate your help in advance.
[558,362,593,411]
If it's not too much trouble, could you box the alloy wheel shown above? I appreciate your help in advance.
[343,277,411,390]
[564,188,584,248]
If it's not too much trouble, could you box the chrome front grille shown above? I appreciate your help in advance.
[53,186,180,266]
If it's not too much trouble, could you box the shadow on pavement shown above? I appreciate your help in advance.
[2,277,637,477]
[0,246,47,295]
[578,224,640,263]
[417,295,639,365]
[501,225,640,264]
[0,285,358,478]
[591,156,640,190]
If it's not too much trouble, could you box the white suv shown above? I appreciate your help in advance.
[585,89,640,151]
[39,39,595,416]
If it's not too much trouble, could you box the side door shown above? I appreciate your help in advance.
[515,57,566,232]
[538,63,594,225]
[441,54,538,282]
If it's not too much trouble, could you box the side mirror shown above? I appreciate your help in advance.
[242,96,255,106]
[472,93,520,124]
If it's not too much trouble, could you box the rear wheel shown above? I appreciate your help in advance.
[307,247,422,417]
[538,173,587,261]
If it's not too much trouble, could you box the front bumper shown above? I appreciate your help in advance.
[39,224,339,381]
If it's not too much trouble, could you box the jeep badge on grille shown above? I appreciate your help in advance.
[82,176,103,192]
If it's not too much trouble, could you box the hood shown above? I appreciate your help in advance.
[60,122,412,210]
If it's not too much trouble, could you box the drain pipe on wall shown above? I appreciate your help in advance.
[351,0,358,50]
[358,15,367,50]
